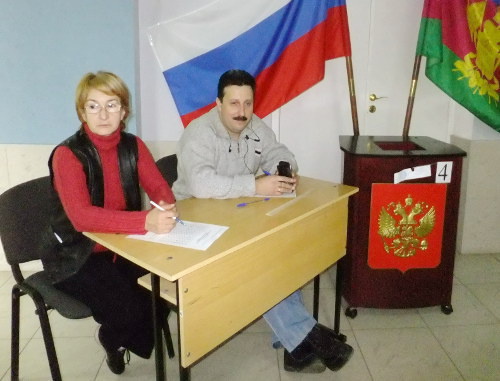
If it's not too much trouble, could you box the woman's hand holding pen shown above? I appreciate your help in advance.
[255,174,296,196]
[145,201,178,234]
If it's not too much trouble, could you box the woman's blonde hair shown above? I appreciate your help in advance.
[75,71,131,130]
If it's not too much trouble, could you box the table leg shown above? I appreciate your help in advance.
[177,290,191,381]
[179,366,190,381]
[313,275,320,320]
[334,263,341,334]
[151,274,166,380]
[334,261,347,342]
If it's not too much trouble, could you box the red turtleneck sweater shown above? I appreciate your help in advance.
[52,125,175,251]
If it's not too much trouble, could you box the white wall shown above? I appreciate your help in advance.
[452,135,500,254]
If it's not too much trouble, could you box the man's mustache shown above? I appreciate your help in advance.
[233,116,248,121]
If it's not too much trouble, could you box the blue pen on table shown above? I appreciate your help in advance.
[237,198,271,208]
[263,170,272,176]
[149,200,185,225]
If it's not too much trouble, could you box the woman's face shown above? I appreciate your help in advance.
[82,89,125,136]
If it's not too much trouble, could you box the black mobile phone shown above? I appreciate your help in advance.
[277,161,292,178]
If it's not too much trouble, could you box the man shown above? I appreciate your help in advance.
[173,69,353,373]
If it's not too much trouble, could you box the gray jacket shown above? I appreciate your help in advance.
[173,107,297,200]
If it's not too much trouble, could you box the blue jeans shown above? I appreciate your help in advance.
[263,290,316,352]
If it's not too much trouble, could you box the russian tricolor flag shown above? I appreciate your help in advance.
[149,0,351,127]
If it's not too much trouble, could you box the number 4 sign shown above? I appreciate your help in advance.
[436,161,453,183]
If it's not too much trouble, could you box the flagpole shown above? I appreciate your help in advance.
[402,55,423,139]
[345,56,360,136]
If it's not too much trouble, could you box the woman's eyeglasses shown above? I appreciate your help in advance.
[84,101,122,114]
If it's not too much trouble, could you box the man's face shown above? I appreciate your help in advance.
[216,85,254,139]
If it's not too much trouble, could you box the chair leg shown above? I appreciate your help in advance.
[161,301,175,359]
[31,292,62,381]
[11,286,21,381]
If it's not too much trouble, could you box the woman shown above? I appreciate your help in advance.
[44,71,177,374]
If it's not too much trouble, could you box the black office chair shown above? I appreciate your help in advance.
[156,153,178,187]
[0,176,92,381]
[0,175,177,379]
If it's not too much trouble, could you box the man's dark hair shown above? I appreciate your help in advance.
[217,69,256,101]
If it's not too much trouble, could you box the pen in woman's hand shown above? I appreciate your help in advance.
[149,200,185,225]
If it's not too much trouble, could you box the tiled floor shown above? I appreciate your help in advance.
[0,253,499,381]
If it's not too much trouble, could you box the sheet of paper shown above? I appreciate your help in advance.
[435,161,453,183]
[127,221,228,251]
[394,164,431,184]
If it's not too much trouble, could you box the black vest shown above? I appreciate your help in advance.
[43,129,141,283]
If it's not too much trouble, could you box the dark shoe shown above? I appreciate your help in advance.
[105,348,127,375]
[322,346,353,372]
[304,324,354,371]
[284,350,326,373]
[98,329,128,374]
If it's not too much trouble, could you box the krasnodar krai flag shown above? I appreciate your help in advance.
[416,0,500,131]
[149,0,351,127]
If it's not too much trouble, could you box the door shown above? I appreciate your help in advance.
[350,0,452,140]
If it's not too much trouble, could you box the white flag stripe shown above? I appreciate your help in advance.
[148,0,290,71]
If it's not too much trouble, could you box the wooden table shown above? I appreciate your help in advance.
[84,177,358,380]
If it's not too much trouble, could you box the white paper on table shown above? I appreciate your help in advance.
[127,221,228,251]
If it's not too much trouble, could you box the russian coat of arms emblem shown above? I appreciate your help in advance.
[378,194,436,258]
[368,183,447,272]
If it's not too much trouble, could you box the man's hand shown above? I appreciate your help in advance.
[145,201,178,234]
[255,175,297,196]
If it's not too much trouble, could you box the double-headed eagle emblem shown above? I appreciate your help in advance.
[378,194,436,258]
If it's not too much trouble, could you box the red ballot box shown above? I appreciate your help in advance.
[339,136,466,317]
